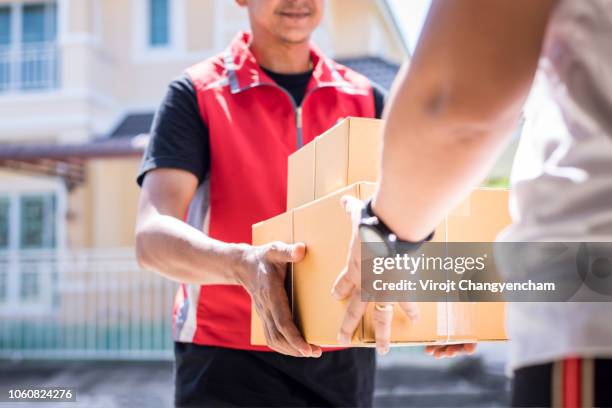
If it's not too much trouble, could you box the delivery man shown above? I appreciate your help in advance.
[335,0,612,406]
[135,0,386,406]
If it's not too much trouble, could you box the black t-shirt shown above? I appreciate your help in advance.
[137,69,387,186]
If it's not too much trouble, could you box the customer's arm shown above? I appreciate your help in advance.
[374,0,557,241]
[135,168,321,358]
[334,0,558,356]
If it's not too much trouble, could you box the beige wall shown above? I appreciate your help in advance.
[326,0,404,62]
[84,158,141,248]
[186,0,217,52]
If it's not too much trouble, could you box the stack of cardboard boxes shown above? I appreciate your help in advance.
[251,117,510,347]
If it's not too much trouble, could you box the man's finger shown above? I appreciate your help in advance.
[266,242,306,263]
[261,310,301,357]
[276,317,321,358]
[373,302,394,355]
[268,329,303,357]
[332,267,355,300]
[398,302,420,322]
[269,287,313,357]
[337,290,367,345]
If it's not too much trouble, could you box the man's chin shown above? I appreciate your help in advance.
[276,30,313,46]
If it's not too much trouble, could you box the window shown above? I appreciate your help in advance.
[0,7,11,91]
[0,197,9,249]
[0,7,10,45]
[149,0,170,47]
[0,2,58,92]
[0,190,61,313]
[0,269,6,303]
[20,265,39,301]
[20,194,56,249]
[22,3,57,44]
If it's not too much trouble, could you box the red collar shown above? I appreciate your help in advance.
[223,31,358,94]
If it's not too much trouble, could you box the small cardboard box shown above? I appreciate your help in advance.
[285,117,382,210]
[314,118,382,200]
[287,139,316,210]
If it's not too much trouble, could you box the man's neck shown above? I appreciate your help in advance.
[249,32,312,74]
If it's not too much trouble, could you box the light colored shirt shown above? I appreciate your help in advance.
[498,0,612,369]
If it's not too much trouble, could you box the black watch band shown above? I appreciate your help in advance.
[360,198,434,255]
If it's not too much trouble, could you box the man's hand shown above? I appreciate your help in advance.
[332,195,420,355]
[235,241,322,358]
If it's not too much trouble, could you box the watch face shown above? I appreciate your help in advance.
[359,225,391,258]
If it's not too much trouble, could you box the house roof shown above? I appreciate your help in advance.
[337,56,400,90]
[0,136,148,189]
[109,112,155,139]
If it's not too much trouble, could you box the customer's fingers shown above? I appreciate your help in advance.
[461,343,477,354]
[398,302,420,323]
[332,267,355,300]
[425,343,477,359]
[338,290,367,345]
[373,302,394,355]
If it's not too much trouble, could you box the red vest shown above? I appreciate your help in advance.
[174,32,376,350]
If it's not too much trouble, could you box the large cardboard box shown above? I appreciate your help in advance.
[251,211,293,346]
[286,117,382,209]
[252,183,512,347]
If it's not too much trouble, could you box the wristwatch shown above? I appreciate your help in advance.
[358,198,434,257]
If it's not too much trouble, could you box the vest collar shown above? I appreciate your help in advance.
[223,31,357,94]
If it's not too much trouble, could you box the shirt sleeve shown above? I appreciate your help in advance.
[371,81,388,119]
[136,74,210,187]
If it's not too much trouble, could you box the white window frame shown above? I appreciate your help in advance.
[0,177,66,317]
[0,0,59,93]
[132,0,186,62]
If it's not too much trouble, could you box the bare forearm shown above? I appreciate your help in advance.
[371,0,554,242]
[135,213,245,285]
[373,91,517,242]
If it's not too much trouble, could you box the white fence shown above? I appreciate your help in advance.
[0,248,177,360]
[0,42,60,92]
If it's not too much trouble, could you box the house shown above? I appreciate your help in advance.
[0,0,406,358]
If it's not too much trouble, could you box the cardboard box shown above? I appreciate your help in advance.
[315,118,382,200]
[250,211,293,346]
[287,139,316,209]
[253,183,503,347]
[285,117,382,210]
[445,189,511,342]
[292,183,379,345]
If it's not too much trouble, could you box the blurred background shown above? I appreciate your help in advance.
[0,0,515,406]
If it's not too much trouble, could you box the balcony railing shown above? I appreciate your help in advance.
[0,248,177,360]
[0,42,60,93]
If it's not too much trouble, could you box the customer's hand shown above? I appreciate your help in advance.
[234,242,322,358]
[425,343,477,359]
[332,195,420,356]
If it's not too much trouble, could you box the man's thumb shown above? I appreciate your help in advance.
[267,242,305,263]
